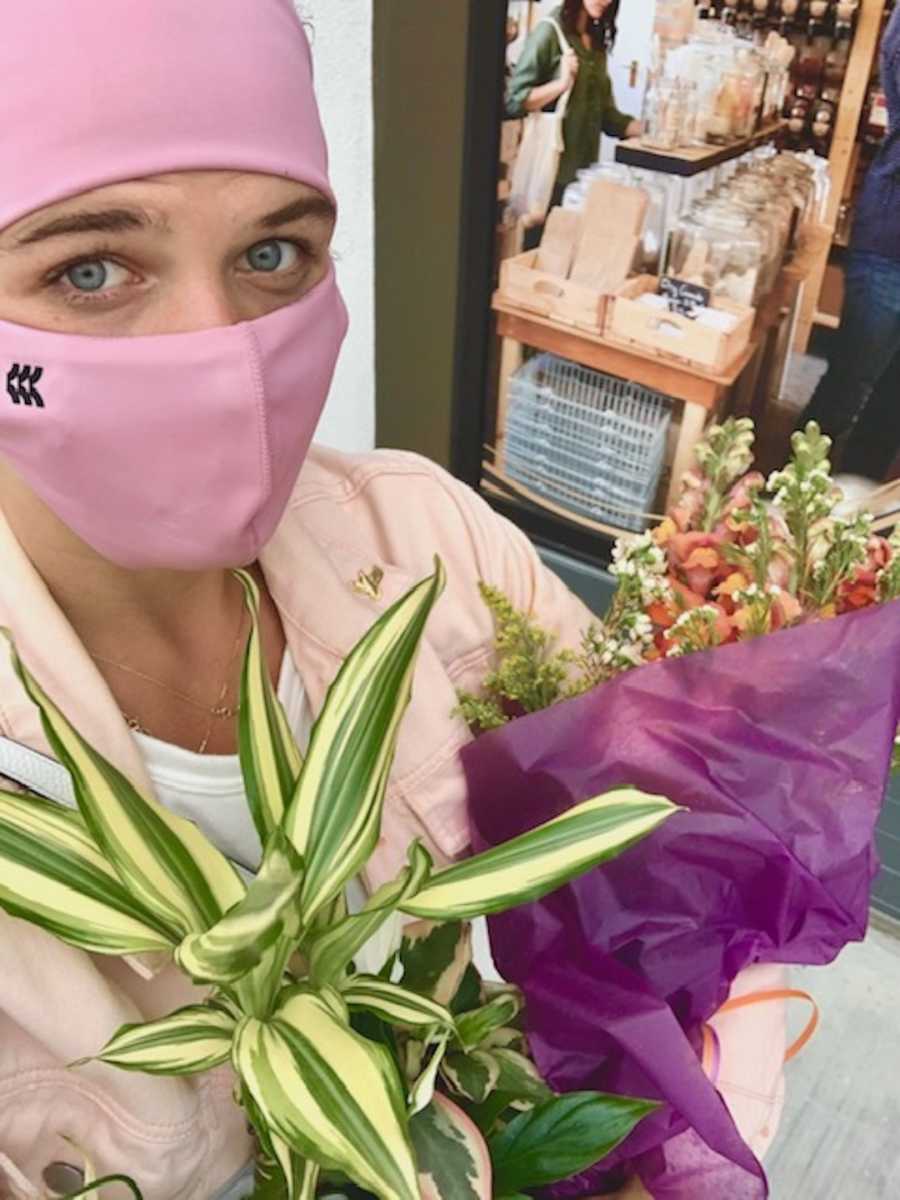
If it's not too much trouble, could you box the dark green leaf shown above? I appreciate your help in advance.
[450,964,483,1017]
[489,1091,658,1193]
[461,1090,520,1138]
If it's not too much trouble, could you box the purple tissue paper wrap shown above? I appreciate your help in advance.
[463,602,900,1198]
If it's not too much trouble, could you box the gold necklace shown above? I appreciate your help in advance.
[87,583,248,754]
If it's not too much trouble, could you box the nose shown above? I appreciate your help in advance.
[160,276,244,334]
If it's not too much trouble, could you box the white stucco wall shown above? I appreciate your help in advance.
[297,1,375,452]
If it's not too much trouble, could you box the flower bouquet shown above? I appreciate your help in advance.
[0,563,682,1200]
[459,421,900,1199]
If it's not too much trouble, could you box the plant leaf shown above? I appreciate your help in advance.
[409,1034,450,1117]
[481,1025,524,1052]
[489,1091,658,1193]
[0,790,176,955]
[175,829,303,986]
[63,1177,145,1200]
[284,562,445,926]
[341,976,457,1035]
[298,1158,319,1200]
[265,1136,317,1200]
[401,789,678,920]
[490,1048,552,1105]
[235,569,303,845]
[455,991,522,1052]
[233,986,420,1200]
[307,841,432,987]
[441,1050,500,1104]
[411,1092,492,1200]
[4,633,245,936]
[398,919,473,1007]
[90,1003,235,1075]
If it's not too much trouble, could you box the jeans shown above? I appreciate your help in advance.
[796,249,900,479]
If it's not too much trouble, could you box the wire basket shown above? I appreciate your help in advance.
[504,353,672,532]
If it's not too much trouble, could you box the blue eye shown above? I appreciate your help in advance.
[245,239,301,273]
[66,260,111,292]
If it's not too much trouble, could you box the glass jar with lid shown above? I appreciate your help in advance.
[726,172,796,261]
[676,202,768,307]
[666,206,765,307]
[642,76,689,150]
[733,47,765,138]
[711,191,784,294]
[629,169,671,274]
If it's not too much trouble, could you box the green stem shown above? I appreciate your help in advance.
[64,1177,145,1200]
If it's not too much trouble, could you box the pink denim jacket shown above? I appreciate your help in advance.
[0,447,786,1198]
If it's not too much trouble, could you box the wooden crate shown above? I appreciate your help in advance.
[609,276,754,373]
[498,250,609,332]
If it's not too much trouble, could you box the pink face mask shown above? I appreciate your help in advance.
[0,273,347,570]
[1,0,348,570]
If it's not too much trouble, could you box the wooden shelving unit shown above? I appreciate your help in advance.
[794,0,888,351]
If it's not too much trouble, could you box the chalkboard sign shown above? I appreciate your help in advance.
[659,276,711,319]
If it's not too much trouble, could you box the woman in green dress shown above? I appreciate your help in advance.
[506,0,641,210]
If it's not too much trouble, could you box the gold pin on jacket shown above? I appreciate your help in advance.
[352,565,384,600]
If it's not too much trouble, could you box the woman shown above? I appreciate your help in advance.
[795,4,900,483]
[0,3,782,1197]
[506,0,642,210]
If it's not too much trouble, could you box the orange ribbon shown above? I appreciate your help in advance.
[700,988,820,1083]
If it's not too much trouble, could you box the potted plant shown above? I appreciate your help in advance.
[0,560,676,1198]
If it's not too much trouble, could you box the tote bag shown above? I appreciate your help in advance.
[508,18,572,225]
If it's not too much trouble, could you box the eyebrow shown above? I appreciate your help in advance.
[13,207,163,247]
[257,194,336,229]
[13,193,336,248]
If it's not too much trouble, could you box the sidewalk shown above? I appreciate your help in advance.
[766,924,900,1198]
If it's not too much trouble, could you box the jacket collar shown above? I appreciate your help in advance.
[259,504,467,781]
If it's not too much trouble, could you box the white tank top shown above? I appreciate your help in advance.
[133,650,310,871]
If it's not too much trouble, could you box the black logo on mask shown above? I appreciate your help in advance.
[6,364,45,408]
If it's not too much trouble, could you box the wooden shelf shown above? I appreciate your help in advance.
[615,122,785,178]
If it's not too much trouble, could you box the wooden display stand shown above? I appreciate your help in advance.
[489,245,813,533]
[490,292,756,516]
[793,0,888,352]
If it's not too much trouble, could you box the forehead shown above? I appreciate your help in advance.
[1,171,335,247]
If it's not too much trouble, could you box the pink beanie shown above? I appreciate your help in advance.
[0,0,333,231]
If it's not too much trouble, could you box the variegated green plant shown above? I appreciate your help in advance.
[396,919,658,1200]
[0,560,678,1200]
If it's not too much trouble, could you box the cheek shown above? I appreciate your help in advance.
[0,284,55,330]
